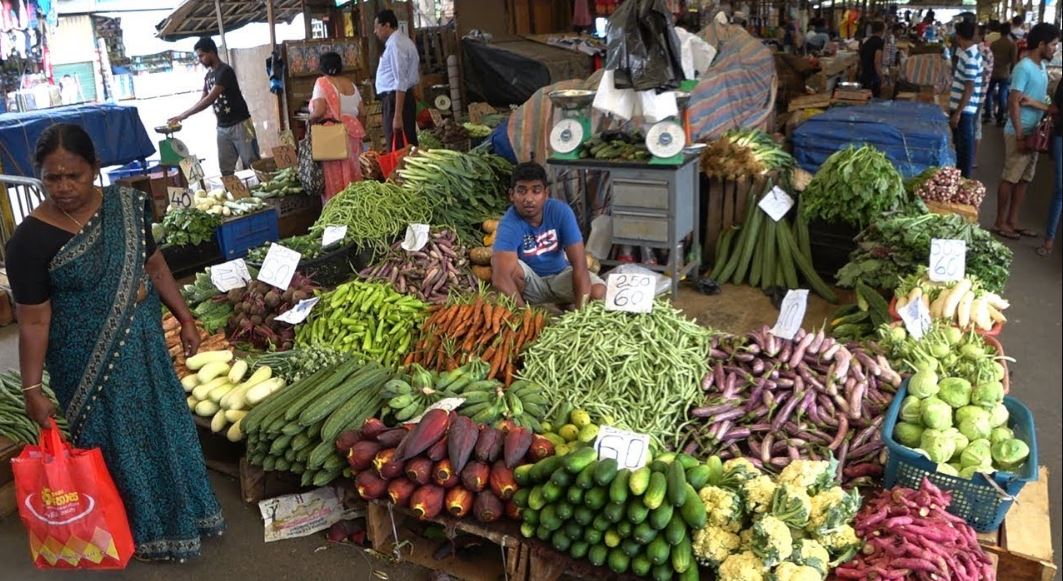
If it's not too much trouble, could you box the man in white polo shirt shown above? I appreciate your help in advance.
[373,9,420,148]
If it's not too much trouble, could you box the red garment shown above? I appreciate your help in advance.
[311,76,364,202]
[573,0,592,27]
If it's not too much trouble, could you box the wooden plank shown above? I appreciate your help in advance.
[703,177,724,264]
[0,481,15,519]
[1002,466,1055,568]
[239,456,267,504]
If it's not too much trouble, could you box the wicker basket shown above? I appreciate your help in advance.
[251,157,279,184]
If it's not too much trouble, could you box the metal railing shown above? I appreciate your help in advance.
[0,174,47,263]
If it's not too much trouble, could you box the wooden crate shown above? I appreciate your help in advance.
[365,501,523,581]
[238,456,306,505]
[978,466,1057,581]
[0,436,22,518]
[788,93,832,112]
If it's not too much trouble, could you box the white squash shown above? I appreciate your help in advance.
[180,374,199,393]
[194,399,220,417]
[192,377,228,401]
[185,350,233,371]
[227,360,248,384]
[210,410,228,433]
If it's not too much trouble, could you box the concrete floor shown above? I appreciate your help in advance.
[0,124,1057,579]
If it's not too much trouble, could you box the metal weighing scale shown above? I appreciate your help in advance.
[154,123,191,166]
[548,89,596,160]
[644,90,691,166]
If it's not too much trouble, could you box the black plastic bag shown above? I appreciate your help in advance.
[605,0,684,92]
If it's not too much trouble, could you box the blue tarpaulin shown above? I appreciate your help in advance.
[793,101,955,178]
[0,104,155,177]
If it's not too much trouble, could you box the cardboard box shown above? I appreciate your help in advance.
[117,170,188,221]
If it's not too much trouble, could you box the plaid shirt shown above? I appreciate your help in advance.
[979,42,994,87]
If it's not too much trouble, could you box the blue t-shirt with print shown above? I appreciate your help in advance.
[1005,57,1048,135]
[493,199,583,277]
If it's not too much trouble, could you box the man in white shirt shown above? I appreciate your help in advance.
[374,9,420,147]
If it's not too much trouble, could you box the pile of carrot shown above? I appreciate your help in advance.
[404,292,548,386]
[163,312,230,377]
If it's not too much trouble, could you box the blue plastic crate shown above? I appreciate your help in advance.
[216,209,280,260]
[106,160,158,184]
[881,384,1038,532]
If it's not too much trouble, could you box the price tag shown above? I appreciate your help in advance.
[167,186,193,210]
[257,243,302,290]
[594,425,651,470]
[278,129,296,148]
[272,145,298,169]
[210,258,252,292]
[409,397,466,424]
[757,186,795,222]
[928,239,966,282]
[604,272,655,314]
[428,109,444,128]
[179,156,205,184]
[771,289,808,340]
[275,297,320,325]
[401,223,431,252]
[222,175,251,199]
[322,225,348,248]
[898,297,932,340]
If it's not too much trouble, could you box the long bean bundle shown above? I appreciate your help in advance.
[520,300,713,449]
[0,371,68,443]
[311,181,432,254]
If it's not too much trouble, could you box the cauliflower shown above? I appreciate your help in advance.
[773,561,824,581]
[815,524,861,565]
[719,457,763,490]
[693,525,741,568]
[808,486,861,535]
[740,528,754,551]
[742,474,778,514]
[770,483,812,527]
[777,458,837,495]
[750,514,793,567]
[791,539,830,576]
[700,485,745,532]
[718,550,768,581]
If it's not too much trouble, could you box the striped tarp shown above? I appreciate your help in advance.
[506,21,776,164]
[903,54,953,94]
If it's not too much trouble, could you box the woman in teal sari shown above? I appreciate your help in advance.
[7,124,223,562]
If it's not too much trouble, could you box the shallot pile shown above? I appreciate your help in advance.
[681,326,903,486]
[834,478,995,580]
[910,167,987,208]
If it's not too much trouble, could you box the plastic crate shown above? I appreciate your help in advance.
[216,210,280,260]
[246,241,372,287]
[106,160,159,184]
[881,384,1038,532]
[807,219,860,283]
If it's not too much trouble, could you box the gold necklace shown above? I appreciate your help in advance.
[56,189,101,229]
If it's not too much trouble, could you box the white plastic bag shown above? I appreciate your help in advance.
[593,69,636,120]
[585,215,613,260]
[674,27,717,80]
[635,90,678,123]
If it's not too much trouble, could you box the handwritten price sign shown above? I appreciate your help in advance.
[257,243,301,290]
[757,186,795,222]
[210,259,252,292]
[167,187,193,210]
[928,239,966,282]
[179,157,205,184]
[604,273,655,314]
[272,145,298,169]
[221,175,251,199]
[275,297,320,325]
[322,225,347,248]
[594,426,650,470]
[771,289,808,340]
[899,297,932,340]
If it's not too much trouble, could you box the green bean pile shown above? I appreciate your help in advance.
[520,300,713,450]
[311,181,432,254]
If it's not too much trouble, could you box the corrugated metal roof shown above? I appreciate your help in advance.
[155,0,330,41]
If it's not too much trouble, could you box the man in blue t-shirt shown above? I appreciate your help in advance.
[491,162,605,307]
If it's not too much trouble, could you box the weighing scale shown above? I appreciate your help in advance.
[548,89,596,160]
[154,123,191,166]
[645,90,691,166]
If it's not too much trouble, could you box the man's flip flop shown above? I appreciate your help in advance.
[992,228,1021,240]
[1016,229,1038,238]
[1036,246,1053,257]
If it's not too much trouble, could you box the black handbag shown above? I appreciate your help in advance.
[297,130,324,197]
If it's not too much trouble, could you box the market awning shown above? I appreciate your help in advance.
[155,0,330,41]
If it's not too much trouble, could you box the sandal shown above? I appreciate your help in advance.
[1016,228,1038,238]
[991,228,1021,240]
[1036,246,1053,257]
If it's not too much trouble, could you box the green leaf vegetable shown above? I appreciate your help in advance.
[161,208,222,247]
[801,145,911,229]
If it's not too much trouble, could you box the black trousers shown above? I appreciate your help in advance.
[381,90,418,148]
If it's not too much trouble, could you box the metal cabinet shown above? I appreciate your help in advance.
[547,155,701,298]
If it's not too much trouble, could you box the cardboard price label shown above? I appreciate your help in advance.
[221,175,251,199]
[322,225,347,248]
[928,239,966,282]
[401,223,431,252]
[594,426,651,470]
[167,187,193,210]
[771,289,808,340]
[758,186,795,222]
[899,297,932,339]
[275,297,320,325]
[257,244,301,290]
[604,272,655,314]
[272,145,298,169]
[179,157,205,184]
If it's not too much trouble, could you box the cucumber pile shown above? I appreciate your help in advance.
[579,135,650,161]
[513,449,707,580]
[242,358,390,487]
[0,371,68,444]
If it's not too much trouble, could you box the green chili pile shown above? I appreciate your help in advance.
[519,300,713,449]
[311,181,432,254]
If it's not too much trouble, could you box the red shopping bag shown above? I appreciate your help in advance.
[377,134,411,179]
[11,419,134,570]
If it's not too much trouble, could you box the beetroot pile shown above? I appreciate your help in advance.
[682,326,903,486]
[339,410,551,524]
[225,274,317,350]
[834,478,995,580]
[911,167,987,208]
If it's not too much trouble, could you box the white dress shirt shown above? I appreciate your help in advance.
[375,31,420,94]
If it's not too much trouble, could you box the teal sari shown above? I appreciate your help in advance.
[44,186,223,561]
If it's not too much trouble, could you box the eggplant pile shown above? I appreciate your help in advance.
[681,326,903,486]
[358,228,478,304]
